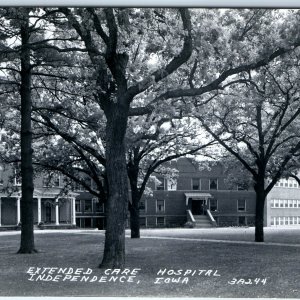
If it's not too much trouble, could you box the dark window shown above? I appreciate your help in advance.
[139,217,146,227]
[209,179,218,190]
[43,176,50,187]
[84,218,92,228]
[157,217,165,226]
[237,199,246,211]
[14,167,21,186]
[192,178,200,190]
[237,183,248,190]
[156,177,165,190]
[52,175,60,187]
[43,174,60,187]
[210,199,218,212]
[84,200,92,212]
[156,200,165,212]
[93,198,104,212]
[139,200,146,212]
[0,165,3,185]
[73,181,84,191]
[75,200,81,212]
[238,216,246,226]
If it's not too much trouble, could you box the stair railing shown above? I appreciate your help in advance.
[206,209,217,227]
[186,209,196,227]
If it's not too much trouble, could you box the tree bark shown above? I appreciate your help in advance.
[18,10,37,254]
[254,176,266,243]
[129,190,141,239]
[127,159,141,239]
[99,101,129,268]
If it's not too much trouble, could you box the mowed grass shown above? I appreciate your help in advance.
[0,228,299,298]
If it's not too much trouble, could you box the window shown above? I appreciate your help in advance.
[238,216,246,226]
[237,199,246,211]
[139,199,146,212]
[192,178,200,190]
[90,179,97,190]
[156,200,165,213]
[270,199,274,208]
[93,198,104,212]
[139,217,147,227]
[73,181,84,191]
[52,175,60,187]
[14,167,21,186]
[0,165,3,185]
[209,178,218,190]
[84,218,92,228]
[84,200,92,212]
[209,199,218,212]
[156,217,165,226]
[75,200,81,212]
[43,174,60,187]
[237,182,248,190]
[167,179,177,191]
[156,177,165,190]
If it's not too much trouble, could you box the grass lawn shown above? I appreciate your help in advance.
[0,227,299,298]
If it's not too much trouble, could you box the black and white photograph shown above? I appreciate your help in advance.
[0,5,300,298]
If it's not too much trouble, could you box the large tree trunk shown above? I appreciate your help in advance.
[129,190,140,239]
[100,101,129,268]
[254,176,266,243]
[18,10,37,254]
[128,162,141,239]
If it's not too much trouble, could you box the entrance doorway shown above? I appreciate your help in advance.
[45,206,52,223]
[192,200,206,215]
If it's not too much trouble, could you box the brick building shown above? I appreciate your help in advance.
[138,158,256,228]
[0,157,300,229]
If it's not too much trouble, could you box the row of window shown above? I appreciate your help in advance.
[140,198,247,213]
[156,177,220,191]
[138,216,249,227]
[75,199,104,213]
[270,199,300,209]
[274,178,299,189]
[0,166,98,190]
[156,177,249,191]
[271,216,300,226]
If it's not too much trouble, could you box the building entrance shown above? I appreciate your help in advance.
[192,200,206,215]
[45,206,52,223]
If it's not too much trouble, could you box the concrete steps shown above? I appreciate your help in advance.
[193,215,214,228]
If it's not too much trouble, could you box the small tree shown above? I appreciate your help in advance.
[126,111,215,238]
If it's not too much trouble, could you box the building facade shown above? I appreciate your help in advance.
[0,157,300,230]
[266,177,300,227]
[138,158,257,228]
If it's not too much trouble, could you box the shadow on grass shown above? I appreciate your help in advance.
[0,229,299,298]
